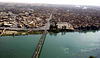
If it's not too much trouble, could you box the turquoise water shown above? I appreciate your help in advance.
[0,31,100,58]
[40,31,100,58]
[0,35,41,58]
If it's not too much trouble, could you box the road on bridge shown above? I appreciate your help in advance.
[33,14,52,58]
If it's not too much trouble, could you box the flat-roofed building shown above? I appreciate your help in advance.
[57,22,74,30]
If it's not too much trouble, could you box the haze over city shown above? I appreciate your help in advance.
[0,0,100,6]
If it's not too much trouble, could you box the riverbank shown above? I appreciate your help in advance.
[0,30,43,36]
[0,29,99,36]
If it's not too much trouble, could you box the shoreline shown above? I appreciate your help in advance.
[0,29,99,36]
[0,30,43,36]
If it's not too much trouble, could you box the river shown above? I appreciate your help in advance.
[0,35,41,58]
[39,31,100,58]
[0,31,100,58]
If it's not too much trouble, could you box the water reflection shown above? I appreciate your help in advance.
[61,32,66,35]
[49,30,99,37]
[49,33,57,36]
[49,32,67,36]
[79,30,99,33]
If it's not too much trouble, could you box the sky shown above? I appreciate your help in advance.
[0,0,100,6]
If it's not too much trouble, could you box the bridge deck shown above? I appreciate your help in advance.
[32,14,52,58]
[33,30,47,58]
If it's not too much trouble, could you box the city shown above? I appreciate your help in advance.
[0,2,100,58]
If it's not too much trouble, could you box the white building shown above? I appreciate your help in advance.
[56,22,74,30]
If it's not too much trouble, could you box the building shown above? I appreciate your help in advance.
[3,22,13,27]
[56,22,74,30]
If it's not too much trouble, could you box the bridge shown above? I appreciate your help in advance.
[33,14,52,58]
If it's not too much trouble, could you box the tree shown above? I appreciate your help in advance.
[89,56,95,58]
[62,26,66,30]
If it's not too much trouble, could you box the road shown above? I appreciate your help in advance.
[33,14,52,58]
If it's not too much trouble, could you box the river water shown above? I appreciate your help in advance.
[0,35,41,58]
[0,31,100,58]
[40,31,100,58]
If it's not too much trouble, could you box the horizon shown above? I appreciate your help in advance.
[0,0,100,6]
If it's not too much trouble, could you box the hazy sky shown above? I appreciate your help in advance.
[0,0,100,6]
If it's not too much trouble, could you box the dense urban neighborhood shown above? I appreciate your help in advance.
[0,3,100,31]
